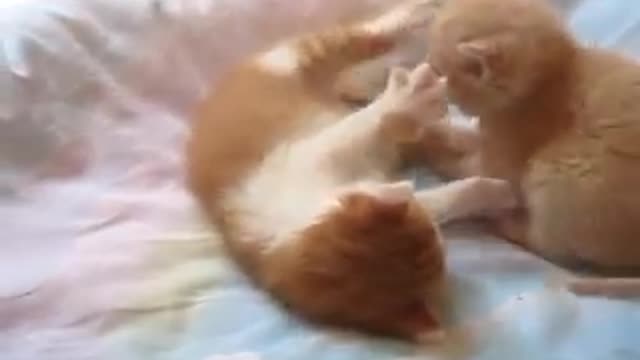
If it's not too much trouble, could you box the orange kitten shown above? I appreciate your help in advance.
[422,0,640,294]
[186,2,516,339]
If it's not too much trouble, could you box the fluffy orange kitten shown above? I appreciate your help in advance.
[186,2,516,340]
[422,0,640,294]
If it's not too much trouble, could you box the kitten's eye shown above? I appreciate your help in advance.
[462,60,484,79]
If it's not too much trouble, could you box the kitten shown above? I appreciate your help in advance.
[422,0,640,295]
[186,2,516,340]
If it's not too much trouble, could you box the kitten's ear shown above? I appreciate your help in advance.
[457,32,517,82]
[341,181,413,227]
[341,182,413,225]
[371,181,414,205]
[456,39,494,82]
[369,181,414,222]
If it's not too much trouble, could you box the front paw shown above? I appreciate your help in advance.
[379,63,448,143]
[471,177,520,213]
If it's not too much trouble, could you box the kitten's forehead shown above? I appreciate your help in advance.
[434,2,514,41]
[429,0,564,69]
[432,0,552,41]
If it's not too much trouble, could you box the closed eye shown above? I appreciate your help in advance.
[461,59,484,79]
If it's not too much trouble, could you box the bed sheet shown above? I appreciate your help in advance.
[1,0,639,359]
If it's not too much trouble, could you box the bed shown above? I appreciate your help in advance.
[1,0,639,359]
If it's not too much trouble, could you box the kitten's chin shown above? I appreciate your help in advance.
[449,102,482,118]
[447,88,512,118]
[455,100,511,119]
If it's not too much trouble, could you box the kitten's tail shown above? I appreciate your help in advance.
[550,259,640,298]
[565,275,640,298]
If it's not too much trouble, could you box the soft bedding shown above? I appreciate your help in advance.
[1,0,639,359]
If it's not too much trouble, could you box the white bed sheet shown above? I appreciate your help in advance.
[1,0,639,359]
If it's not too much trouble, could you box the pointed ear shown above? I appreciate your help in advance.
[371,181,414,205]
[369,181,414,222]
[340,182,414,225]
[456,37,505,82]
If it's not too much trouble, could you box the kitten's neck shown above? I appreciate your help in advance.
[478,49,578,178]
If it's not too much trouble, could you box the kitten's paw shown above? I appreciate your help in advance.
[469,177,519,213]
[380,63,448,143]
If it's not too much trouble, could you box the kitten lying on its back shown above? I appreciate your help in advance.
[187,2,515,339]
[422,0,640,294]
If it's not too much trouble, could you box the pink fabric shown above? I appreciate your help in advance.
[0,0,398,357]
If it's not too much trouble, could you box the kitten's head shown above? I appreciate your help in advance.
[266,181,447,341]
[427,0,575,115]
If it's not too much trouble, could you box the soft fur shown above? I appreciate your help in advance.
[422,0,640,294]
[186,1,516,340]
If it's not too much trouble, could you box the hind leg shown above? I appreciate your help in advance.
[410,120,531,244]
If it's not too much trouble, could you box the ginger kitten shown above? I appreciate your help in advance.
[186,2,516,340]
[422,0,640,293]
